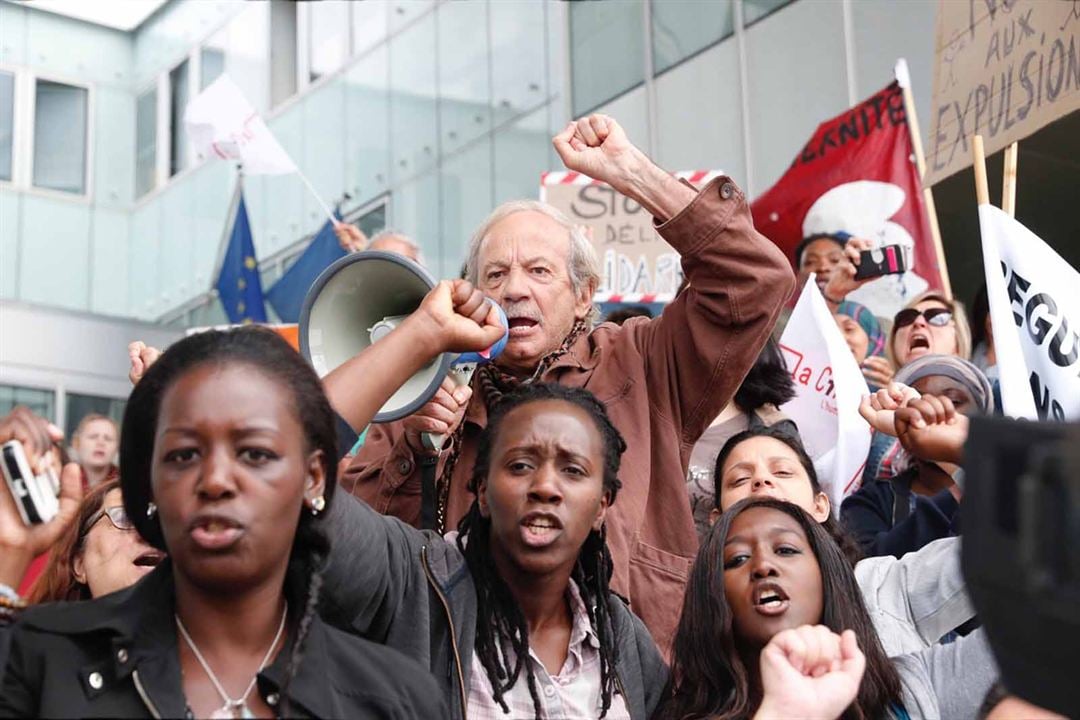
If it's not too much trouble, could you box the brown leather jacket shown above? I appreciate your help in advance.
[342,176,795,655]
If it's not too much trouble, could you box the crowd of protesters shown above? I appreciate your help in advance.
[0,113,1069,719]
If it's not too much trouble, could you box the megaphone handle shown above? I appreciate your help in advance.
[421,362,477,453]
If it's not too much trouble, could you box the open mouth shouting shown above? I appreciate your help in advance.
[752,581,791,616]
[506,315,541,338]
[519,511,563,548]
[189,513,246,552]
[907,331,931,357]
[132,549,166,570]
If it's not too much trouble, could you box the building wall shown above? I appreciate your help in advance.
[0,0,942,326]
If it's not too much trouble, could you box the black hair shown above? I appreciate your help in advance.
[603,306,653,325]
[795,232,846,267]
[119,327,338,712]
[732,336,796,410]
[713,426,862,566]
[456,383,625,719]
[660,497,903,720]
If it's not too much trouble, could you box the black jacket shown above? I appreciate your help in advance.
[840,467,960,559]
[0,561,446,719]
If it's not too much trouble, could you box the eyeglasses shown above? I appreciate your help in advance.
[81,505,134,536]
[894,307,953,329]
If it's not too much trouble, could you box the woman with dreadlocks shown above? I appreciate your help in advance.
[0,323,446,718]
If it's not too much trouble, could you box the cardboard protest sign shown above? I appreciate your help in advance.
[779,277,872,514]
[927,0,1080,185]
[540,171,721,302]
[978,204,1080,421]
[751,81,944,320]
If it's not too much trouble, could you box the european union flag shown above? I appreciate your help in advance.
[266,214,345,323]
[215,194,267,324]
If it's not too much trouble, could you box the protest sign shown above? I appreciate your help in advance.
[752,80,945,320]
[978,204,1080,421]
[540,170,721,302]
[927,0,1080,185]
[779,277,872,514]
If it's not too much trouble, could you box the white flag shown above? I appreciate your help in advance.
[779,278,872,515]
[978,205,1080,421]
[184,75,297,175]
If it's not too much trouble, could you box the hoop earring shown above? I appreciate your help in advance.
[146,502,157,519]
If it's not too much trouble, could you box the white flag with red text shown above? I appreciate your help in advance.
[184,75,297,175]
[979,205,1079,421]
[779,278,872,515]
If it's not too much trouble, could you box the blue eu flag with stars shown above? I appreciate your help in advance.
[266,213,344,323]
[216,194,267,324]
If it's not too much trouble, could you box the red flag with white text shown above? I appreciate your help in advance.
[751,81,944,318]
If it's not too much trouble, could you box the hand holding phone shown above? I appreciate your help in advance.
[854,244,909,281]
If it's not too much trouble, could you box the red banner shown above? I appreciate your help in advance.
[751,81,943,315]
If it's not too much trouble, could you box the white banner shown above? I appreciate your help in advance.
[184,75,297,175]
[978,205,1080,421]
[779,278,872,515]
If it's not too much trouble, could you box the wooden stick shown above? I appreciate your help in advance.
[1002,142,1018,217]
[972,134,990,206]
[897,59,953,300]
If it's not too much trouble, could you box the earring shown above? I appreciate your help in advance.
[310,496,326,516]
[146,502,157,519]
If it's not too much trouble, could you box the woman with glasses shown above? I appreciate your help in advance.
[26,478,164,604]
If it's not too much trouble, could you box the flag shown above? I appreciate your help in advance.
[978,205,1080,421]
[215,194,267,324]
[184,75,297,175]
[778,277,872,514]
[266,215,346,323]
[752,80,944,319]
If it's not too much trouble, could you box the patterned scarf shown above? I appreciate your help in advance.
[433,320,590,532]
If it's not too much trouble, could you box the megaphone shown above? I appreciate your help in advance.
[298,250,508,447]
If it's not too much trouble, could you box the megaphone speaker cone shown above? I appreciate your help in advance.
[298,250,452,423]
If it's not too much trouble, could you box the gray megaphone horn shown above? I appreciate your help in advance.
[298,250,508,451]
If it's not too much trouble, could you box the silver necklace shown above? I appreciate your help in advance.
[176,603,288,720]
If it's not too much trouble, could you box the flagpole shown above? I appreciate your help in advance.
[972,135,990,206]
[295,170,339,227]
[210,165,245,295]
[895,58,953,300]
[1002,142,1018,217]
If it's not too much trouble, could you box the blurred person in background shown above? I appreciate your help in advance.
[603,305,653,326]
[686,337,797,542]
[25,478,163,604]
[334,222,425,264]
[70,413,119,490]
[835,300,893,391]
[969,284,1003,412]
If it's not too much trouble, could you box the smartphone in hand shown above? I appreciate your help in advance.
[1,440,59,525]
[854,244,909,280]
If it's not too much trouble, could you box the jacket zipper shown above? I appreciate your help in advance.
[132,669,163,720]
[421,545,468,718]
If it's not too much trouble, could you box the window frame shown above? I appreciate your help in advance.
[133,78,160,199]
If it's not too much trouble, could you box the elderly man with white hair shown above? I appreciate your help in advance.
[338,114,795,655]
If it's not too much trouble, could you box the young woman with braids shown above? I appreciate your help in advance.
[0,324,446,718]
[660,498,998,720]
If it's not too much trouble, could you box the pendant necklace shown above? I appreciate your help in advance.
[176,602,288,719]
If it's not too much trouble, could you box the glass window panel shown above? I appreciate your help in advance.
[351,0,388,56]
[441,139,493,280]
[744,0,794,27]
[135,87,157,197]
[391,171,439,274]
[389,0,434,33]
[344,44,389,201]
[32,80,88,194]
[309,1,351,83]
[389,13,437,182]
[270,1,299,107]
[203,3,271,113]
[169,60,190,177]
[493,107,550,206]
[64,392,126,441]
[201,47,225,89]
[570,0,645,116]
[438,1,490,154]
[490,0,547,127]
[0,71,12,181]
[0,385,55,423]
[651,0,733,74]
